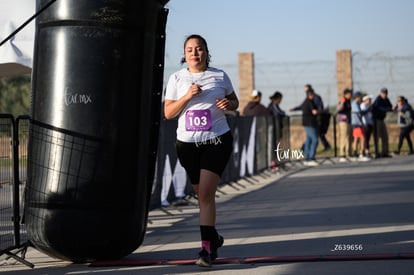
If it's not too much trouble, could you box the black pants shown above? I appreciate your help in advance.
[363,125,373,152]
[398,125,414,153]
[176,131,233,185]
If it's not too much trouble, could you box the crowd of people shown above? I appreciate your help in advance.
[336,87,414,161]
[241,84,414,165]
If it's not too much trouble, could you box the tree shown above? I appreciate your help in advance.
[0,75,31,117]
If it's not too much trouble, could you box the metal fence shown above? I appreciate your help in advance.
[0,115,31,267]
[0,115,14,253]
[1,113,289,264]
[16,116,30,246]
[149,114,291,209]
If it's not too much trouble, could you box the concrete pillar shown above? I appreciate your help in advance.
[336,49,353,100]
[238,52,255,113]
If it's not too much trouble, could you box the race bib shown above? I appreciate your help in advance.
[185,109,212,131]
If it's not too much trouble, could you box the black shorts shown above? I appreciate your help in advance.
[176,131,233,185]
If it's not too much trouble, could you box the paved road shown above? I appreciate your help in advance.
[2,155,414,274]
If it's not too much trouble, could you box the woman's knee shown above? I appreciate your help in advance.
[197,187,215,204]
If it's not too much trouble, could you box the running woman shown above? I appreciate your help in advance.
[164,34,239,267]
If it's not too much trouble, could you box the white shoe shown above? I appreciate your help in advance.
[304,160,318,166]
[358,154,370,162]
[161,200,170,207]
[338,157,347,163]
[349,156,358,162]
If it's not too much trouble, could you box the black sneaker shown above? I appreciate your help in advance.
[210,235,224,261]
[196,249,212,267]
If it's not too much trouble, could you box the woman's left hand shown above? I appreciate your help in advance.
[216,98,230,110]
[216,92,239,111]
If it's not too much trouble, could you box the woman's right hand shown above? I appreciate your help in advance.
[164,84,203,119]
[185,84,203,100]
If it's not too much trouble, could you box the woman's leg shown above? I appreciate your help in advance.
[364,125,372,155]
[352,134,358,155]
[397,128,405,153]
[408,126,414,153]
[198,169,220,225]
[407,134,413,153]
[195,133,232,266]
[195,169,221,267]
[401,126,413,153]
[360,136,366,155]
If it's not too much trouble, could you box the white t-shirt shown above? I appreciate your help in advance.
[165,67,234,143]
[360,102,373,126]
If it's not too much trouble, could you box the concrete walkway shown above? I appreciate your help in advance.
[2,155,414,274]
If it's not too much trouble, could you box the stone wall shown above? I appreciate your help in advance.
[238,52,255,113]
[336,49,353,100]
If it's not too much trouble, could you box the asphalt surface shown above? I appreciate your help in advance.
[1,155,414,274]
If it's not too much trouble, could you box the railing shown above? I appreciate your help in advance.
[149,115,290,209]
[0,114,32,267]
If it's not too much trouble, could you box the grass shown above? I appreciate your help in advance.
[316,143,412,158]
[0,156,27,167]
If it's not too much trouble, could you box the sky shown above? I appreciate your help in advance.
[163,0,414,108]
[2,1,413,109]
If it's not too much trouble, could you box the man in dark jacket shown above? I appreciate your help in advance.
[290,84,331,150]
[302,90,319,166]
[242,90,271,116]
[372,87,394,158]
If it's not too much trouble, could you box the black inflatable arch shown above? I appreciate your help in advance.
[24,0,169,262]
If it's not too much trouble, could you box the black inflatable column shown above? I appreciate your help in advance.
[24,0,169,262]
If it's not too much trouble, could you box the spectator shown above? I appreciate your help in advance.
[268,91,286,139]
[268,91,286,117]
[268,91,287,171]
[301,89,319,166]
[351,91,370,161]
[360,94,374,157]
[305,84,331,151]
[337,88,353,162]
[372,87,394,158]
[242,90,271,116]
[394,96,414,155]
[291,84,331,150]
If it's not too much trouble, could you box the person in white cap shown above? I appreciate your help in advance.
[242,89,271,116]
[351,91,370,161]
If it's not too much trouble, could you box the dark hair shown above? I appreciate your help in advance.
[343,88,352,95]
[180,34,211,67]
[306,90,315,97]
[270,91,283,100]
[305,84,314,93]
[398,96,407,104]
